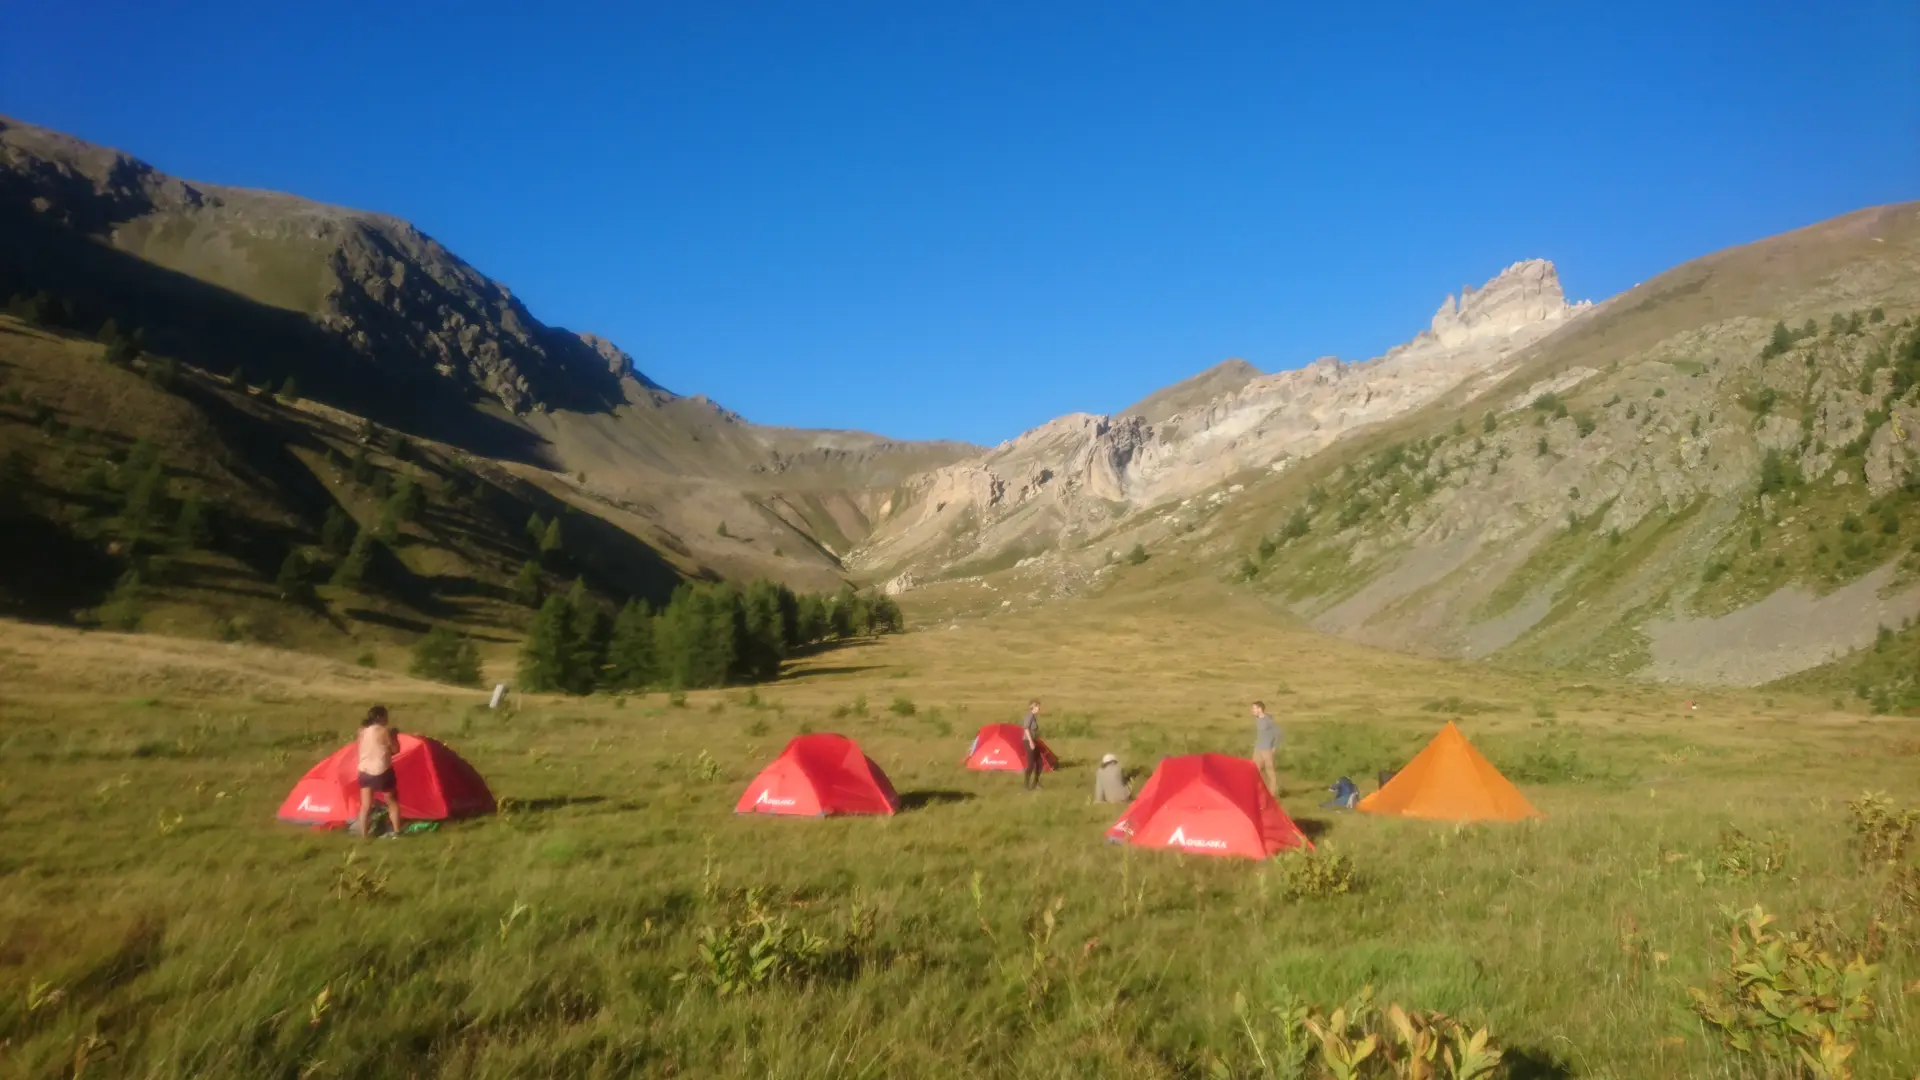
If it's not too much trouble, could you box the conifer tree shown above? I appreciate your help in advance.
[275,550,310,601]
[869,594,904,634]
[796,592,829,644]
[321,505,354,555]
[827,585,856,639]
[654,584,736,689]
[332,533,373,590]
[739,579,787,681]
[606,599,656,690]
[776,584,801,650]
[565,578,609,693]
[1762,320,1792,358]
[525,512,547,548]
[120,460,165,544]
[99,569,144,631]
[518,593,578,693]
[514,560,543,607]
[540,518,564,558]
[104,329,140,368]
[175,495,211,548]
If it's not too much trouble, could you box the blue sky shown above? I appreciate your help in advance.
[6,2,1917,445]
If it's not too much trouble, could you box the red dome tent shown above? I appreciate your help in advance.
[736,733,899,817]
[1105,753,1312,859]
[278,734,496,827]
[962,724,1057,772]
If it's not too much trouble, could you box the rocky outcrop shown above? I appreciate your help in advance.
[854,260,1592,576]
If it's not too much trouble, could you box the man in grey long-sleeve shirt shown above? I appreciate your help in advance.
[1022,700,1045,791]
[1251,700,1281,795]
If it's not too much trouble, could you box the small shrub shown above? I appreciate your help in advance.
[745,718,770,737]
[668,690,689,708]
[1702,560,1730,583]
[1125,542,1148,565]
[689,750,720,783]
[671,892,828,997]
[331,849,390,899]
[888,695,916,717]
[1848,792,1918,866]
[1713,826,1790,879]
[1687,905,1876,1078]
[1299,986,1505,1080]
[1653,387,1667,398]
[354,650,377,668]
[1277,848,1356,900]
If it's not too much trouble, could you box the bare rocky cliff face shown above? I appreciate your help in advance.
[854,259,1592,577]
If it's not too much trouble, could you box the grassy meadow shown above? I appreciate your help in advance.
[2,585,1918,1078]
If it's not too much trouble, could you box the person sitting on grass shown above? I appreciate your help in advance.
[356,705,404,840]
[1093,753,1130,803]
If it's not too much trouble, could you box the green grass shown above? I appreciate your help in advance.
[3,588,1918,1078]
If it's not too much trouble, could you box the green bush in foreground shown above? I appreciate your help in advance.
[1687,905,1875,1079]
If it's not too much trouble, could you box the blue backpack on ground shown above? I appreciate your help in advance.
[1324,776,1359,810]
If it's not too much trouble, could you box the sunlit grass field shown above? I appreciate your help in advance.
[2,585,1917,1078]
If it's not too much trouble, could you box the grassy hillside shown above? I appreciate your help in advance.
[0,315,682,666]
[1,586,1916,1077]
[1028,204,1920,688]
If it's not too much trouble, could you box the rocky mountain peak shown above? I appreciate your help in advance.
[1429,259,1578,349]
[855,257,1598,578]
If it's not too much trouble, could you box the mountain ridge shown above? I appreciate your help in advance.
[852,257,1593,579]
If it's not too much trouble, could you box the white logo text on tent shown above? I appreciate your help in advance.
[1167,826,1227,850]
[754,789,796,807]
[297,795,331,814]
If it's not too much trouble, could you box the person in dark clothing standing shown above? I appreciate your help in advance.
[1252,700,1281,795]
[1022,699,1045,791]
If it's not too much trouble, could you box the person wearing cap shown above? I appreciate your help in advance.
[1093,753,1130,803]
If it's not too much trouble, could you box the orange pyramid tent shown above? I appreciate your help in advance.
[1358,721,1541,822]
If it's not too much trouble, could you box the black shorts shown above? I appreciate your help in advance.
[358,770,397,793]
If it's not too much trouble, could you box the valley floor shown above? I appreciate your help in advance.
[1,587,1917,1078]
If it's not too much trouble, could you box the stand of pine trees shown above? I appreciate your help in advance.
[517,577,904,694]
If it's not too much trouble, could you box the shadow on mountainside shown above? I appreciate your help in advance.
[0,206,555,466]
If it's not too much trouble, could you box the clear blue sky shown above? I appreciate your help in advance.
[6,2,1917,445]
